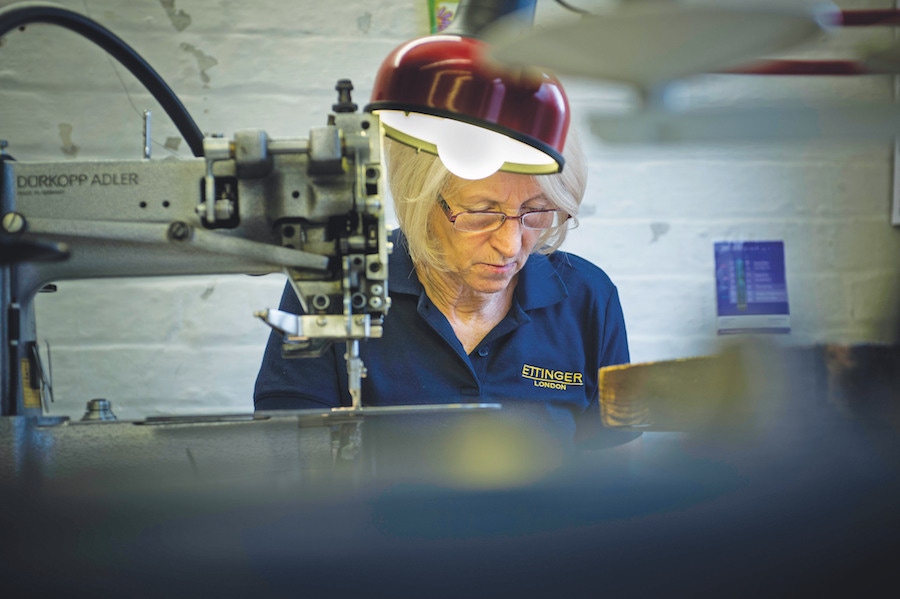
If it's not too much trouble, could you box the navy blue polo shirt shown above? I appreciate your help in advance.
[254,230,630,448]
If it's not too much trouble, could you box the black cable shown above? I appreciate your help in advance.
[554,0,591,16]
[0,2,205,157]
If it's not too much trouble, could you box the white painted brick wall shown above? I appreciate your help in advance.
[3,0,899,420]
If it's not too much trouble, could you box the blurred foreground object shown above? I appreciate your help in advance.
[3,356,899,598]
[486,1,837,93]
[485,1,900,144]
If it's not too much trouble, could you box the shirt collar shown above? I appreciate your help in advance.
[515,251,568,310]
[388,229,423,295]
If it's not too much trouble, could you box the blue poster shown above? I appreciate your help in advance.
[714,241,790,334]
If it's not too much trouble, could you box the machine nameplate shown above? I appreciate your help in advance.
[16,172,140,193]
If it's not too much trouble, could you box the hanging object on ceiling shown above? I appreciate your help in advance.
[484,1,840,98]
[367,34,569,179]
[484,2,900,145]
[368,1,566,179]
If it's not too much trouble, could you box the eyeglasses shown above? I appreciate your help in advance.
[439,196,569,233]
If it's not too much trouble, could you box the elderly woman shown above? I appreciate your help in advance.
[254,134,630,450]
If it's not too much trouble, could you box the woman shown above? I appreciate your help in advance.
[254,133,631,451]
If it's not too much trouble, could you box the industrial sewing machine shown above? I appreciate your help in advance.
[1,81,390,418]
[0,93,409,492]
[0,2,403,494]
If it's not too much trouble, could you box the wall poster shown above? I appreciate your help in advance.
[714,241,790,335]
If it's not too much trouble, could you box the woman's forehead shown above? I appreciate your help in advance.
[444,171,543,201]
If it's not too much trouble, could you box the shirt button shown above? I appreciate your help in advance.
[477,346,489,357]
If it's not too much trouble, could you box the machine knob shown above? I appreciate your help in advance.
[81,398,117,422]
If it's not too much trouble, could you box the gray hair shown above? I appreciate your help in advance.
[384,130,587,272]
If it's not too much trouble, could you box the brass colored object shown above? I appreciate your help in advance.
[599,342,900,434]
[599,349,751,432]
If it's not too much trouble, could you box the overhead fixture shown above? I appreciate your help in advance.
[365,3,568,180]
[484,2,838,98]
[480,1,884,146]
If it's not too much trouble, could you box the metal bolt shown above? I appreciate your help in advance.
[2,212,26,234]
[312,294,331,310]
[167,221,192,241]
[332,79,357,113]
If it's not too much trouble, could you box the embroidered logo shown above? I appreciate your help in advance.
[521,364,584,391]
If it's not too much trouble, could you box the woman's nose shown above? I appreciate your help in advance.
[490,216,524,256]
